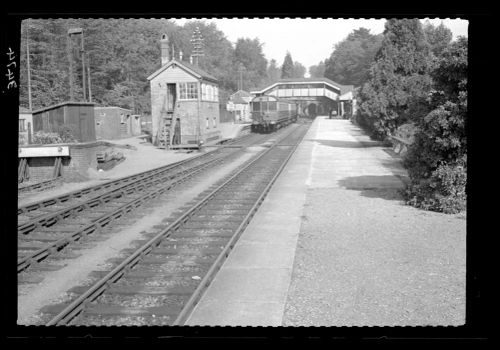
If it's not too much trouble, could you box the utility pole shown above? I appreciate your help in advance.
[238,63,244,91]
[81,30,86,101]
[87,65,92,102]
[26,19,32,110]
[68,28,86,101]
[67,34,74,100]
[190,26,204,66]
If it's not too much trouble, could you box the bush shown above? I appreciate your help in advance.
[404,156,466,213]
[53,124,78,143]
[402,38,467,213]
[32,131,63,144]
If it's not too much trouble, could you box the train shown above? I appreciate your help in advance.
[250,95,298,133]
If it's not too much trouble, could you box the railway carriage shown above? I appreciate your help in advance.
[250,95,297,133]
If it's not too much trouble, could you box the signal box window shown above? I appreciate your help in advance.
[180,83,198,100]
[252,102,260,111]
[268,102,277,111]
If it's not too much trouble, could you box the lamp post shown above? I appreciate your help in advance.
[68,27,86,101]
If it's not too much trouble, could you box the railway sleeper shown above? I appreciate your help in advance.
[82,305,183,317]
[181,221,242,229]
[173,228,234,237]
[188,214,247,222]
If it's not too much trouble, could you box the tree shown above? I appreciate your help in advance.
[281,52,294,79]
[403,37,467,213]
[423,20,453,57]
[292,61,306,78]
[309,61,326,78]
[324,27,383,86]
[356,19,433,139]
[266,59,281,84]
[233,38,268,90]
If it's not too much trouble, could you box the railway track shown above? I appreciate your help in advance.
[17,132,276,273]
[18,177,64,197]
[40,123,309,326]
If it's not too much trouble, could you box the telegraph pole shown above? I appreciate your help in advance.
[238,63,244,91]
[81,30,86,101]
[87,65,92,102]
[190,26,204,66]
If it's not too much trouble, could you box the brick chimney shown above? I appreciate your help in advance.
[160,34,169,66]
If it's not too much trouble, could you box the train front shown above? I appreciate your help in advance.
[250,95,278,133]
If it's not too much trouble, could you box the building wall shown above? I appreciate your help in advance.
[150,64,221,146]
[150,65,198,144]
[22,141,108,183]
[95,108,121,140]
[130,115,141,135]
[94,107,134,140]
[19,112,33,145]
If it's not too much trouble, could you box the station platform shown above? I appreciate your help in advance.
[186,117,466,326]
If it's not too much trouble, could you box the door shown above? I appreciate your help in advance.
[167,83,176,111]
[79,107,88,141]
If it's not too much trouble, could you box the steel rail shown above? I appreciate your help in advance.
[18,178,63,194]
[45,125,302,326]
[173,125,308,325]
[17,133,254,216]
[17,151,228,235]
[17,153,229,273]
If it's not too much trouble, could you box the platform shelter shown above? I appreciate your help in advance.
[251,78,355,118]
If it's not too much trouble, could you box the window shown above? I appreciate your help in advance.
[206,118,209,129]
[213,116,216,128]
[252,102,260,111]
[201,84,207,100]
[19,119,26,132]
[179,82,198,100]
[268,102,277,111]
[214,86,219,101]
[120,114,125,123]
[207,85,213,101]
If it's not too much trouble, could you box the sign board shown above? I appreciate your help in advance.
[19,146,70,158]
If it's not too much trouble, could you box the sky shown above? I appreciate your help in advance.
[173,18,468,74]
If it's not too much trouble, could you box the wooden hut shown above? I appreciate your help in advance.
[32,101,96,142]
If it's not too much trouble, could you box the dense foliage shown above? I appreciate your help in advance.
[355,19,434,140]
[403,37,467,213]
[323,28,383,86]
[309,60,326,78]
[20,19,308,113]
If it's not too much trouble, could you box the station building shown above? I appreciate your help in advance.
[147,34,221,148]
[251,77,355,118]
[226,90,252,123]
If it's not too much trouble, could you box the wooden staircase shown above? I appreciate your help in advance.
[157,95,180,149]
